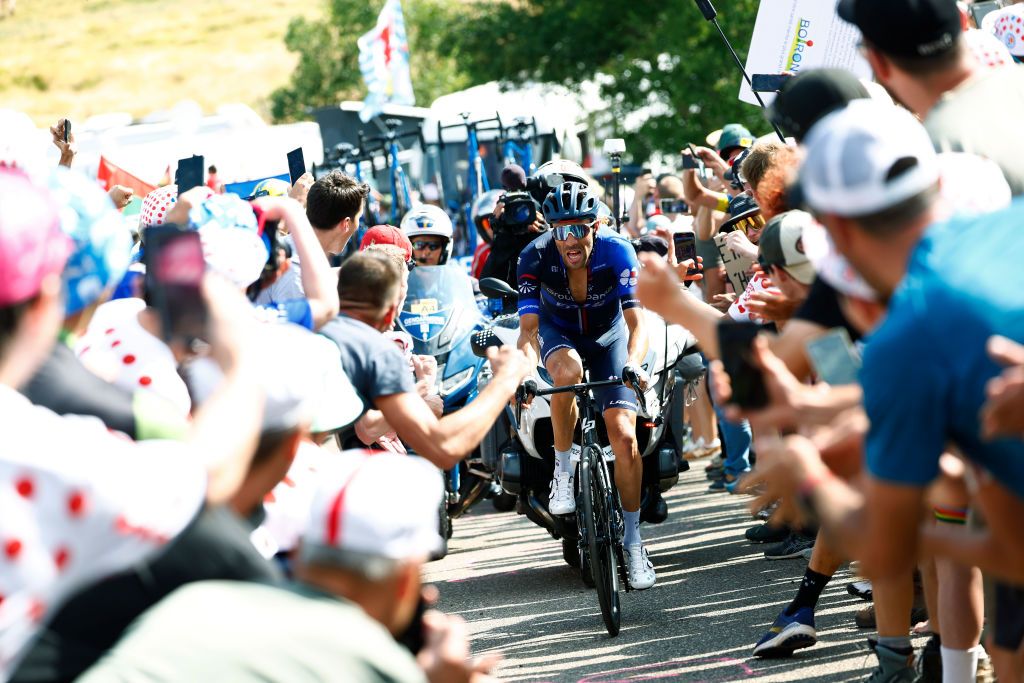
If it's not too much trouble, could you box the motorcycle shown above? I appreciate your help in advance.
[472,277,699,569]
[396,264,507,534]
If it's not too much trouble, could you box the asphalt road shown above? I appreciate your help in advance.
[425,463,888,683]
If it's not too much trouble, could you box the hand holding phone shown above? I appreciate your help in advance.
[673,231,699,276]
[287,147,306,185]
[175,155,204,196]
[805,328,861,386]
[63,118,71,143]
[717,320,769,409]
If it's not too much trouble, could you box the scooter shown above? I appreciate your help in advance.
[397,264,506,530]
[472,278,698,569]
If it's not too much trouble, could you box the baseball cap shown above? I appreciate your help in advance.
[183,324,363,434]
[360,224,413,262]
[987,5,1024,58]
[300,451,444,578]
[757,210,818,285]
[714,124,754,155]
[798,99,939,218]
[0,168,72,307]
[768,69,871,142]
[837,0,962,59]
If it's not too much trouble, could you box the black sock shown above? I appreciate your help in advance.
[784,568,831,616]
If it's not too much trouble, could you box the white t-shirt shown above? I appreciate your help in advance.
[0,385,206,677]
[255,257,305,306]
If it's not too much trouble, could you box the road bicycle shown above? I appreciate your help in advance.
[498,115,537,174]
[360,118,421,224]
[436,113,501,258]
[517,366,648,637]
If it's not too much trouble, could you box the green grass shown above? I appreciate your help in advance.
[0,0,322,126]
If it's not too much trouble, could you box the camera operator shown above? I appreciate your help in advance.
[478,164,547,289]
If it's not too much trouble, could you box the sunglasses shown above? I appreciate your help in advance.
[731,214,766,235]
[412,241,443,251]
[552,220,597,241]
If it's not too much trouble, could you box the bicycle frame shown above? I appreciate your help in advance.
[360,119,421,224]
[498,115,538,173]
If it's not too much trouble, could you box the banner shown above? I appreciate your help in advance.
[96,156,158,199]
[357,0,415,122]
[739,0,873,107]
[223,173,290,200]
[714,232,754,295]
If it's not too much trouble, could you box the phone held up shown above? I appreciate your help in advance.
[717,320,769,409]
[287,147,306,185]
[660,198,689,215]
[672,231,700,276]
[144,225,207,345]
[175,155,204,197]
[804,328,861,387]
[750,73,793,93]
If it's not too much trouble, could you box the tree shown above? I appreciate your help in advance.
[270,0,470,123]
[438,0,767,162]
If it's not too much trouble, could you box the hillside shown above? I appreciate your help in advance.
[0,0,322,126]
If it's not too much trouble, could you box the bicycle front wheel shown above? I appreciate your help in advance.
[579,446,621,636]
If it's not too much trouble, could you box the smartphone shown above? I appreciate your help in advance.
[660,198,689,214]
[175,155,204,196]
[804,328,861,386]
[144,226,207,343]
[681,154,701,170]
[396,595,428,654]
[287,147,306,185]
[970,0,1004,27]
[751,73,793,93]
[63,118,71,143]
[673,231,699,276]
[717,320,769,409]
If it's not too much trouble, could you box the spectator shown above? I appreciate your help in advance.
[0,168,266,678]
[320,252,530,469]
[754,99,1024,681]
[839,0,1024,194]
[206,164,220,192]
[256,170,369,304]
[80,452,495,683]
[748,211,817,326]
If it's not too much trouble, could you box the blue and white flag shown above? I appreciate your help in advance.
[358,0,415,122]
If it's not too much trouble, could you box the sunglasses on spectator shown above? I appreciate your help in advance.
[552,220,598,241]
[732,214,766,235]
[412,241,443,251]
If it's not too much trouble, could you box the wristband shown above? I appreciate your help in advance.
[715,195,730,213]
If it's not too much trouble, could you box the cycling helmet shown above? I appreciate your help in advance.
[251,177,291,199]
[400,204,454,264]
[541,181,601,224]
[471,189,503,244]
[43,168,133,316]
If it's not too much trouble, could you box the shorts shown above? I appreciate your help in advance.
[537,318,638,413]
[696,236,721,267]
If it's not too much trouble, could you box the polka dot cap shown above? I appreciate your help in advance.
[965,27,1015,69]
[138,185,178,229]
[987,5,1024,58]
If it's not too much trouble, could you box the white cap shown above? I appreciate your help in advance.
[300,451,443,578]
[184,323,363,434]
[799,100,940,218]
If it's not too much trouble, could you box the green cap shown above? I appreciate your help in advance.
[716,123,754,154]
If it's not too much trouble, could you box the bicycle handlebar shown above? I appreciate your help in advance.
[517,369,649,415]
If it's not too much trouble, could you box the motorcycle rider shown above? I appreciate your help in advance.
[401,205,453,267]
[515,181,656,590]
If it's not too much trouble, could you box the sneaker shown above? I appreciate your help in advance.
[856,604,929,630]
[548,472,575,515]
[764,532,815,560]
[685,438,721,461]
[745,523,790,544]
[914,634,941,683]
[865,642,918,683]
[800,546,814,560]
[705,453,724,470]
[755,501,778,521]
[725,472,750,494]
[752,607,817,657]
[625,543,656,590]
[708,472,741,493]
[705,465,724,480]
[847,580,873,602]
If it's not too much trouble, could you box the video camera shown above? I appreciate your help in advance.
[498,190,539,236]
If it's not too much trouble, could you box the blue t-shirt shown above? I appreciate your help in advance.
[254,299,314,330]
[516,226,640,335]
[861,200,1024,497]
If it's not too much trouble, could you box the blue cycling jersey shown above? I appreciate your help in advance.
[516,226,640,335]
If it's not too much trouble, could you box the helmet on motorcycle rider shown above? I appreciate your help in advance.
[250,177,291,199]
[542,181,601,226]
[534,159,590,186]
[471,189,503,245]
[400,204,454,265]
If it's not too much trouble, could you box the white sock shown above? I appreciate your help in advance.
[940,645,980,683]
[623,510,641,546]
[554,449,573,476]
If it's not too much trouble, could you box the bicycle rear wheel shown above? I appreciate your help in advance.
[579,446,621,636]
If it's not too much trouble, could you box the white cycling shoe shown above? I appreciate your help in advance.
[625,544,656,590]
[548,472,576,515]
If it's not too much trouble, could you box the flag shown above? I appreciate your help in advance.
[96,156,158,198]
[357,0,415,122]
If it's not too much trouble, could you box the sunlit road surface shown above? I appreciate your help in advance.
[426,465,887,683]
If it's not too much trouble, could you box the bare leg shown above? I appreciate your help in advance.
[604,407,641,513]
[874,569,914,639]
[546,348,583,453]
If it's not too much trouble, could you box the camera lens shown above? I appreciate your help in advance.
[510,204,532,223]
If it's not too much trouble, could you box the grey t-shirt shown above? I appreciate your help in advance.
[255,257,304,305]
[926,65,1024,196]
[320,315,415,413]
[78,581,426,683]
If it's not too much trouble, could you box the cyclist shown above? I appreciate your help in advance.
[515,181,656,590]
[401,204,453,267]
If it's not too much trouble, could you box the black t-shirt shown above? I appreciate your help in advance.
[792,277,862,343]
[21,342,138,437]
[11,506,280,683]
[481,228,542,290]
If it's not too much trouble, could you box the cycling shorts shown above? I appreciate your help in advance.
[538,318,638,413]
